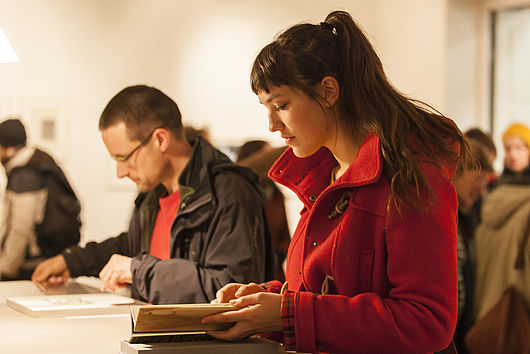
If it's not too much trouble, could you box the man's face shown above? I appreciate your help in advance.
[101,122,163,192]
[455,169,489,212]
[0,145,13,166]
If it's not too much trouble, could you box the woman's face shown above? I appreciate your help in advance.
[257,85,332,158]
[503,135,530,172]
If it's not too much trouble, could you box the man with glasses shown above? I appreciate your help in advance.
[32,85,273,304]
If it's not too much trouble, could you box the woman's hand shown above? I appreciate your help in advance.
[211,282,266,303]
[203,292,282,340]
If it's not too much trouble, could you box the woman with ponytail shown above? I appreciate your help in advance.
[203,11,470,353]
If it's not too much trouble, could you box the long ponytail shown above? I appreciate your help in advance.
[251,10,471,211]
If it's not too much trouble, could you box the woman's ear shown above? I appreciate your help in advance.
[320,76,340,107]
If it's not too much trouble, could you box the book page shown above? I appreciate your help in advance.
[7,293,135,317]
[132,303,236,333]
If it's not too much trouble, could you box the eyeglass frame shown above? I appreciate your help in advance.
[111,125,167,162]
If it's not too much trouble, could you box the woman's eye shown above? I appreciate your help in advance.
[275,103,287,111]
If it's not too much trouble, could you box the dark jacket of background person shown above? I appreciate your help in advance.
[473,180,530,322]
[0,127,80,280]
[62,138,274,304]
[452,138,495,354]
[237,142,290,281]
[494,166,530,186]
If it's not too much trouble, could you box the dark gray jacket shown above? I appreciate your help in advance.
[1,147,80,280]
[63,137,273,304]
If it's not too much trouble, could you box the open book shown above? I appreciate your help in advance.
[128,303,237,344]
[6,293,136,317]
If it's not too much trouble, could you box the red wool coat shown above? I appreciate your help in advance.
[269,134,458,354]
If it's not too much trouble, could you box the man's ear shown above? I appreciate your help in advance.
[153,127,171,152]
[320,76,340,107]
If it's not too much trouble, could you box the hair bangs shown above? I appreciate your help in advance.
[251,42,298,94]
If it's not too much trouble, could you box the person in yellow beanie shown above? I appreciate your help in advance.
[472,122,530,349]
[498,122,530,184]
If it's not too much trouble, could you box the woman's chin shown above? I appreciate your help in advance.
[291,147,319,159]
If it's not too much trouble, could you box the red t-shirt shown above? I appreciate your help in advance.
[149,190,180,260]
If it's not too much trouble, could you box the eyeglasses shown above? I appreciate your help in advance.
[111,125,166,162]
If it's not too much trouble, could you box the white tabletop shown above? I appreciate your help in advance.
[0,279,291,354]
[0,279,133,354]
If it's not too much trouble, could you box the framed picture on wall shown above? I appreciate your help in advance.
[21,98,68,161]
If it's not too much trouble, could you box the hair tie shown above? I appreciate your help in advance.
[320,22,338,36]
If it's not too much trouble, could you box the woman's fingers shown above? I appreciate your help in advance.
[214,282,267,303]
[203,292,282,340]
[229,292,263,307]
[208,322,251,341]
[215,283,248,303]
[202,307,246,324]
[234,283,264,298]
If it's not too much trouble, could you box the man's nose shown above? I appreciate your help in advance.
[116,162,129,179]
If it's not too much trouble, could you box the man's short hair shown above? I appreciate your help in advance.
[0,118,27,147]
[469,140,494,173]
[99,85,184,141]
[465,128,497,157]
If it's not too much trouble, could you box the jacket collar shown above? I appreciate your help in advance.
[269,134,383,206]
[140,137,225,210]
[137,137,225,251]
[178,137,221,203]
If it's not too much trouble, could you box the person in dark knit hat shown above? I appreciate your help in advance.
[0,118,81,280]
[0,118,27,148]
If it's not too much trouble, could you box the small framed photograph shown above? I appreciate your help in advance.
[22,98,68,160]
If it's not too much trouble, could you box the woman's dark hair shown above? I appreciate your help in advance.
[250,10,471,211]
[99,85,183,141]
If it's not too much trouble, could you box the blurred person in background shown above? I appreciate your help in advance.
[460,128,497,234]
[184,125,211,144]
[452,139,494,354]
[0,118,80,280]
[465,128,497,184]
[494,122,530,186]
[472,122,530,340]
[464,128,497,167]
[236,140,290,281]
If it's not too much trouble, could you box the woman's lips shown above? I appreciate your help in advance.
[282,136,294,144]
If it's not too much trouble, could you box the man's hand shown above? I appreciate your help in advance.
[99,254,132,292]
[31,254,71,289]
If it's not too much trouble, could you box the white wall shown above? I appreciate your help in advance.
[492,7,530,171]
[0,0,448,243]
[446,0,530,174]
[446,1,480,132]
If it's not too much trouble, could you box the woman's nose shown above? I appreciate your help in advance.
[268,111,283,133]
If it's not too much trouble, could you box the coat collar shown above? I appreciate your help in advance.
[269,134,383,206]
